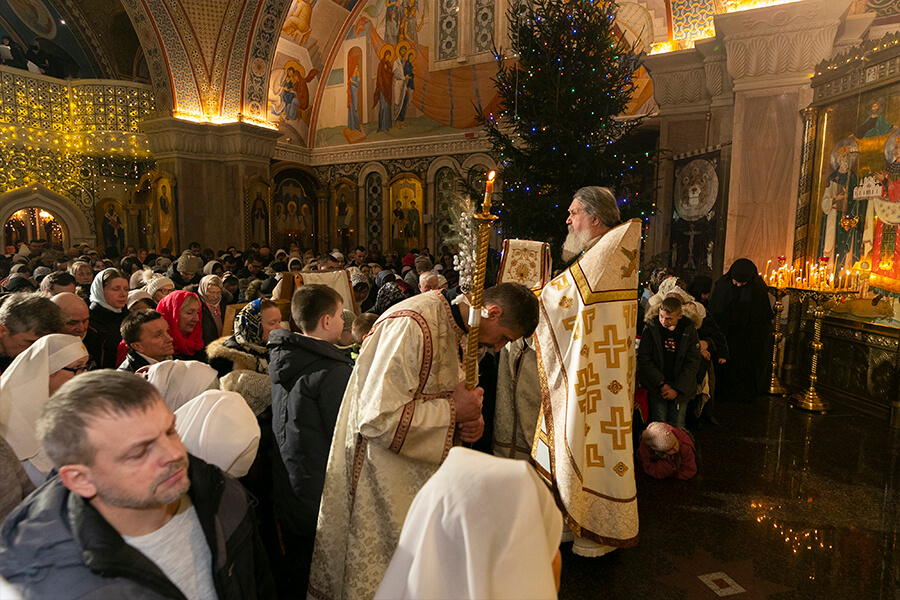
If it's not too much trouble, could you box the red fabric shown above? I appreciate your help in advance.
[637,424,697,480]
[115,339,127,367]
[156,290,204,357]
[402,253,416,268]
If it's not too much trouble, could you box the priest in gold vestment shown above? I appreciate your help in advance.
[308,284,540,600]
[532,187,641,557]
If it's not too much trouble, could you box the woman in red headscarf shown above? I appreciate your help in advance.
[156,290,206,361]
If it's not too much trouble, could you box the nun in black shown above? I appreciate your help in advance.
[709,259,773,403]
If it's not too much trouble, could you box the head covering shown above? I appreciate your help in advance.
[687,275,713,300]
[174,390,260,477]
[0,334,88,474]
[198,274,223,305]
[402,253,416,268]
[729,258,758,284]
[129,269,147,290]
[275,249,288,260]
[89,268,125,313]
[287,257,302,271]
[437,274,448,288]
[375,447,562,600]
[233,299,268,354]
[373,281,407,314]
[414,255,433,273]
[9,264,30,275]
[341,309,355,333]
[219,370,272,416]
[202,260,222,276]
[155,256,172,268]
[32,266,51,282]
[374,269,395,290]
[642,422,676,452]
[156,290,204,356]
[145,275,175,297]
[645,277,706,328]
[127,289,154,310]
[144,359,219,411]
[6,274,35,293]
[176,253,203,276]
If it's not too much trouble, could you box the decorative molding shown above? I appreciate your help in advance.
[811,31,900,105]
[139,118,281,163]
[273,134,493,166]
[642,50,709,111]
[242,0,290,122]
[714,0,852,91]
[119,0,175,113]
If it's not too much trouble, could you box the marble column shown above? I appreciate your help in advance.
[139,117,281,252]
[715,0,853,270]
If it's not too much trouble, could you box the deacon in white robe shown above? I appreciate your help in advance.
[532,187,641,557]
[308,285,539,600]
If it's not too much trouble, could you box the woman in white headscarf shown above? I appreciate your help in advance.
[375,447,563,600]
[0,334,89,485]
[174,390,261,477]
[198,274,225,347]
[83,268,129,368]
[143,359,219,411]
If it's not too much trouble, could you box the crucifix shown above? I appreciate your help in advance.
[683,224,700,269]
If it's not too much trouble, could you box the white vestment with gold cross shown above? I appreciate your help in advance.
[532,219,640,549]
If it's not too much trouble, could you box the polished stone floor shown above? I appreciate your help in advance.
[558,396,899,599]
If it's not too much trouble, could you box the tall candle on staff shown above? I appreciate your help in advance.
[483,171,495,212]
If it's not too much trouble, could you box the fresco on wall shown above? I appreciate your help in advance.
[268,0,359,146]
[333,181,357,254]
[812,91,900,296]
[388,176,422,254]
[273,171,318,251]
[313,0,501,147]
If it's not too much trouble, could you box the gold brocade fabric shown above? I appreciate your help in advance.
[531,220,641,547]
[307,291,466,600]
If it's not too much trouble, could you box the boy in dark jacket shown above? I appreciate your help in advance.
[638,296,702,428]
[269,284,354,596]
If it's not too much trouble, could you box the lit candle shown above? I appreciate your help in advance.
[483,171,495,212]
[765,260,771,280]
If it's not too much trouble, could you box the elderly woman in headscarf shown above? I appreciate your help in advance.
[156,290,206,361]
[375,447,562,600]
[198,274,226,347]
[0,334,89,486]
[83,268,129,368]
[203,260,224,278]
[175,390,261,478]
[207,298,282,380]
[709,258,773,403]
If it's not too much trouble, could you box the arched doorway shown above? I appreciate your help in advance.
[0,184,94,250]
[4,207,66,251]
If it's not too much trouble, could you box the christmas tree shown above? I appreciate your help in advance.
[480,0,655,249]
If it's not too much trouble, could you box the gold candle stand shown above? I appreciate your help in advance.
[767,287,789,396]
[786,288,857,413]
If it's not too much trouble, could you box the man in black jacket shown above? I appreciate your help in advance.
[269,284,353,597]
[0,371,275,599]
[118,309,174,372]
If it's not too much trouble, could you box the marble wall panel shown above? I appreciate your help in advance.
[726,92,800,270]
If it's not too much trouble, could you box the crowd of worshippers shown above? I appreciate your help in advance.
[0,229,773,599]
[1,35,67,78]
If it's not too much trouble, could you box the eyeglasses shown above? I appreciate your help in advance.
[59,365,89,375]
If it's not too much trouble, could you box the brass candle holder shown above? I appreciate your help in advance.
[767,286,789,396]
[785,287,858,413]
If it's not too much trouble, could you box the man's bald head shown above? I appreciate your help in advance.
[52,293,90,339]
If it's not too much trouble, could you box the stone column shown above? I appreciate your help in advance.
[714,0,853,270]
[123,204,141,249]
[139,117,281,252]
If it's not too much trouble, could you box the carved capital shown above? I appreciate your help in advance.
[714,0,853,91]
[643,50,709,113]
[139,117,281,164]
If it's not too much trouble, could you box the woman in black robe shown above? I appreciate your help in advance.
[709,259,773,403]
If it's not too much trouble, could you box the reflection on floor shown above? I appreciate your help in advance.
[558,396,899,599]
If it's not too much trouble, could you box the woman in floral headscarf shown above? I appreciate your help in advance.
[156,290,206,361]
[207,298,283,379]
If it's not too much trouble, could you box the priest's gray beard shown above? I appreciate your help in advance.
[561,227,592,261]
